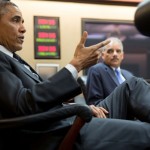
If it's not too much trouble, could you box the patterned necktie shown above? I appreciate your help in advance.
[115,68,125,84]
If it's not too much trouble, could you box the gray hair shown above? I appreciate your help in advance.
[100,37,123,52]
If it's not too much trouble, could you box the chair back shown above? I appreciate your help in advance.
[77,76,88,102]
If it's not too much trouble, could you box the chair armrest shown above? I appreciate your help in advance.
[0,104,92,150]
[0,104,92,130]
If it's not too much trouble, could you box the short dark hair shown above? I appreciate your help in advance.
[0,1,18,19]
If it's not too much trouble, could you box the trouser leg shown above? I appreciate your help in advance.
[97,76,150,122]
[78,118,150,150]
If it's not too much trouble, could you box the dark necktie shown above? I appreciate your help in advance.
[13,53,40,79]
[13,53,25,64]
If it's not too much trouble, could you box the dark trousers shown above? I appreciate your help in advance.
[78,117,150,150]
[76,77,150,150]
[97,76,150,122]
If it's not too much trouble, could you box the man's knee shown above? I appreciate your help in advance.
[125,76,144,90]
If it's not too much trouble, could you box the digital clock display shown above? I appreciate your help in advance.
[34,16,60,59]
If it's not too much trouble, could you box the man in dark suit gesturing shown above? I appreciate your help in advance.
[1,1,150,150]
[87,37,133,105]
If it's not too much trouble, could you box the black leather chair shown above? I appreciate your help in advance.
[0,103,92,150]
[77,76,88,103]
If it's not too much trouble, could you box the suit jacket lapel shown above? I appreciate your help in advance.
[0,51,42,82]
[104,64,119,85]
[122,70,129,80]
[13,54,43,82]
[22,65,42,82]
[14,61,42,82]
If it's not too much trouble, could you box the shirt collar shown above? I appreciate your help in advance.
[112,66,121,72]
[0,45,13,58]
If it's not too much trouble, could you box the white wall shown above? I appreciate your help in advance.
[12,0,137,74]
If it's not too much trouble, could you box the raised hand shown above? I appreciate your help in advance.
[70,31,110,72]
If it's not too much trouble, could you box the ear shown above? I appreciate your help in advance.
[122,52,124,59]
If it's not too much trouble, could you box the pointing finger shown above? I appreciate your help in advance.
[95,39,110,51]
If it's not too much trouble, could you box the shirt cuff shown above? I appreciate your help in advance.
[65,64,78,79]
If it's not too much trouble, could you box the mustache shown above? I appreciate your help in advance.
[111,58,119,61]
